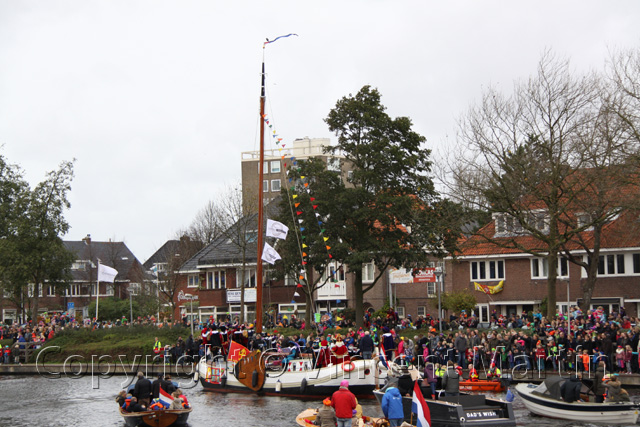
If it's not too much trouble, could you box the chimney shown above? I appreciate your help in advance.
[82,234,91,245]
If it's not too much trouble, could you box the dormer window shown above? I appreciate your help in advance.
[494,210,549,237]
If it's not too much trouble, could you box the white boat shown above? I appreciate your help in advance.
[515,377,640,425]
[196,351,386,398]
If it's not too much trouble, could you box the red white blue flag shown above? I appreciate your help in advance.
[411,381,431,427]
[379,343,389,369]
[159,387,174,408]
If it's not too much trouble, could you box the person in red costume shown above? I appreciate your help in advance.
[332,334,350,363]
[317,339,332,368]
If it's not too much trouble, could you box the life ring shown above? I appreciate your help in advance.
[342,361,355,372]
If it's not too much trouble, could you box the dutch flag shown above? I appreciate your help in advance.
[411,381,431,427]
[159,388,174,408]
[379,343,389,369]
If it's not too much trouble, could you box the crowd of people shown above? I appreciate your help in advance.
[2,304,639,379]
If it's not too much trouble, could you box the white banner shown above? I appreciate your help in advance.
[262,242,282,265]
[227,288,257,303]
[266,219,289,240]
[97,263,118,283]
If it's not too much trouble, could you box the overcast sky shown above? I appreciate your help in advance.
[1,1,639,263]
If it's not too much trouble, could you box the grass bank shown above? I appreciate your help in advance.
[32,325,192,363]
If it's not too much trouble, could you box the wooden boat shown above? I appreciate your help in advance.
[373,389,515,427]
[459,380,505,392]
[119,407,192,427]
[197,351,385,398]
[515,377,640,424]
[296,408,388,427]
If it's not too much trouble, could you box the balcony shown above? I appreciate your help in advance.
[316,281,346,300]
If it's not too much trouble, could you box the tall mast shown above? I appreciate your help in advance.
[256,60,266,332]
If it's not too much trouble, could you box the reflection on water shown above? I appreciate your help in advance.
[0,375,637,427]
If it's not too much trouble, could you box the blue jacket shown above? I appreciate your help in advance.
[381,387,404,419]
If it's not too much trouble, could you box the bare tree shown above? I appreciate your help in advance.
[156,235,204,319]
[209,184,260,324]
[187,200,222,245]
[443,51,618,318]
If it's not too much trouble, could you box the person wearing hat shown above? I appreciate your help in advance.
[317,397,337,427]
[442,361,460,396]
[317,339,332,368]
[331,380,357,427]
[604,374,630,402]
[594,360,607,403]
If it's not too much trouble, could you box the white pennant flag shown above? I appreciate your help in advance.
[262,242,282,265]
[266,219,289,240]
[293,292,300,297]
[97,263,118,283]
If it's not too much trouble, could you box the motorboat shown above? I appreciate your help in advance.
[373,389,515,427]
[515,377,640,425]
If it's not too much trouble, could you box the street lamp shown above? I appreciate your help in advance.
[435,267,443,334]
[184,293,195,337]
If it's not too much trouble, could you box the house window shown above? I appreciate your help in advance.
[207,270,226,289]
[347,170,354,182]
[236,268,256,288]
[397,307,405,319]
[576,212,593,229]
[72,262,86,271]
[270,160,281,173]
[323,262,345,283]
[187,275,200,288]
[363,263,375,282]
[589,253,627,276]
[531,257,569,279]
[271,179,281,192]
[417,306,426,317]
[427,282,436,295]
[327,157,341,172]
[263,180,268,192]
[284,274,296,287]
[470,260,505,281]
[634,254,640,273]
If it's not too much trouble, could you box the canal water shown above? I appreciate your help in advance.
[0,375,637,427]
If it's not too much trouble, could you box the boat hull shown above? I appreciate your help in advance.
[459,380,505,393]
[515,382,640,424]
[295,408,383,427]
[198,357,383,398]
[119,408,192,427]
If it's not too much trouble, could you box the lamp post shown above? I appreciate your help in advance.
[435,268,443,334]
[184,293,194,337]
[129,288,135,327]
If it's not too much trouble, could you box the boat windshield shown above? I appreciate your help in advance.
[532,376,565,400]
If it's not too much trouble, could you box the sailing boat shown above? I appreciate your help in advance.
[195,37,385,398]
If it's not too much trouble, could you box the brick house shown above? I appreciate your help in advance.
[1,234,145,322]
[448,210,640,322]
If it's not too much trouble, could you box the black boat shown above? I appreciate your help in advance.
[373,389,515,427]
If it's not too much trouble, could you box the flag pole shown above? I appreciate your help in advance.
[96,261,100,322]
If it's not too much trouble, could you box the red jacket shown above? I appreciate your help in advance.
[331,388,356,419]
